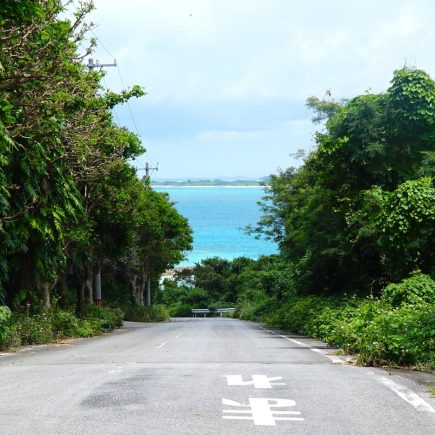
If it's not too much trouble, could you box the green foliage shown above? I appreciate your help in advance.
[234,272,435,368]
[388,68,435,131]
[305,96,344,124]
[190,257,232,301]
[279,296,338,334]
[237,295,279,322]
[310,298,387,352]
[158,278,211,317]
[355,304,434,366]
[251,67,435,295]
[0,305,10,324]
[169,303,193,317]
[84,304,124,331]
[0,305,124,350]
[0,0,43,25]
[377,179,435,277]
[123,304,170,322]
[381,272,435,307]
[0,1,192,312]
[15,313,54,345]
[0,305,11,344]
[50,309,84,338]
[158,257,274,316]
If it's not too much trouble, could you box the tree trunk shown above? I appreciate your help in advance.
[139,272,148,306]
[36,274,51,311]
[75,267,86,317]
[145,275,150,307]
[130,274,138,305]
[57,268,69,308]
[16,247,37,307]
[42,281,51,310]
[130,273,145,306]
[85,263,94,304]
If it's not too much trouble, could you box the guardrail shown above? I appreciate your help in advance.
[216,308,235,315]
[191,308,235,317]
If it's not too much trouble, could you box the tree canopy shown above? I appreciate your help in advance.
[0,1,192,312]
[251,67,434,296]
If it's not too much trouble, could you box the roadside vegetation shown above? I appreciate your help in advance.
[162,67,435,369]
[0,1,190,350]
[235,270,434,368]
[0,3,433,367]
[0,304,123,348]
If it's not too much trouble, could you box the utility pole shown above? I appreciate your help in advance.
[138,162,159,182]
[86,58,116,306]
[146,279,151,307]
[136,163,159,307]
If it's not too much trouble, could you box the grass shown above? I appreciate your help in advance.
[0,305,124,350]
[236,284,434,370]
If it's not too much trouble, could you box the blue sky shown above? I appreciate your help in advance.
[85,0,435,179]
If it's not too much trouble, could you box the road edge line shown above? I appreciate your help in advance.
[258,326,344,364]
[371,375,435,414]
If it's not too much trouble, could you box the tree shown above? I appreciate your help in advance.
[253,67,435,295]
[0,1,192,313]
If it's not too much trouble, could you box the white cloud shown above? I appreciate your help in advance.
[85,0,435,177]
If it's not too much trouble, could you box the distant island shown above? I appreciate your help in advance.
[152,177,269,187]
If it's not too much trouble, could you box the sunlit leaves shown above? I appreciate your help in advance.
[255,67,435,296]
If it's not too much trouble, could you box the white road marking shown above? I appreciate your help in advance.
[372,375,435,414]
[156,342,167,349]
[108,365,123,374]
[279,335,343,364]
[259,326,343,364]
[307,345,343,364]
[223,410,301,415]
[222,398,304,426]
[225,375,286,389]
[175,333,183,339]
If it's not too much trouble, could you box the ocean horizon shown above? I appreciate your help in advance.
[154,186,278,266]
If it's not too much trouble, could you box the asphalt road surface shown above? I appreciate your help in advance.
[0,318,434,434]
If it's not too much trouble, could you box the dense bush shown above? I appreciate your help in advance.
[0,306,20,349]
[0,306,11,340]
[15,313,54,345]
[356,304,434,366]
[50,310,86,339]
[279,296,340,334]
[308,299,384,351]
[84,305,124,331]
[169,303,193,317]
[123,304,170,322]
[0,305,124,350]
[235,273,435,368]
[237,295,279,321]
[381,272,435,307]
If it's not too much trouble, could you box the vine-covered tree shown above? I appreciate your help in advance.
[0,1,192,311]
[253,67,435,296]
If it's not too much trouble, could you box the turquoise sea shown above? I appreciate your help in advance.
[154,187,278,266]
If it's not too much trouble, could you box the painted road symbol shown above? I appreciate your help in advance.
[225,375,285,389]
[222,398,304,426]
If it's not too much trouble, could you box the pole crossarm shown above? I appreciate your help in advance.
[86,58,117,72]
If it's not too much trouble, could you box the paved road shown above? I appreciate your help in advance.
[0,318,434,434]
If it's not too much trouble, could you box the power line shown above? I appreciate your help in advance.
[72,1,141,137]
[116,64,140,137]
[90,30,141,137]
[90,29,116,59]
[102,75,120,125]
